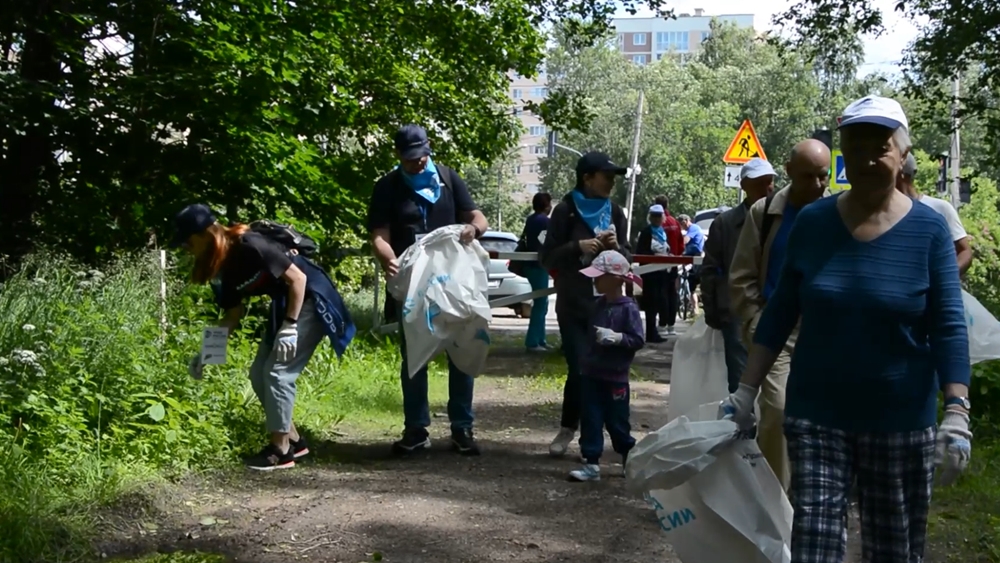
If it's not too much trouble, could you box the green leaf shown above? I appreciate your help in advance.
[147,402,166,422]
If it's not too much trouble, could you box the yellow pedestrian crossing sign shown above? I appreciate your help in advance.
[832,149,850,191]
[722,120,767,164]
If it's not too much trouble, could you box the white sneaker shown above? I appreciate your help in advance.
[666,325,677,336]
[548,427,575,457]
[526,345,549,353]
[569,464,601,482]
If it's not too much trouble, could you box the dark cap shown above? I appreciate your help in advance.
[576,151,628,176]
[170,204,216,247]
[394,124,432,161]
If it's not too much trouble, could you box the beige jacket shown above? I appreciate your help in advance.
[729,186,826,348]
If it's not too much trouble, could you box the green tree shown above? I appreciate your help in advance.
[462,161,531,234]
[0,0,668,265]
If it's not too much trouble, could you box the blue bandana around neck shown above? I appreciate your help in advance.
[571,189,612,234]
[650,225,666,243]
[398,157,441,204]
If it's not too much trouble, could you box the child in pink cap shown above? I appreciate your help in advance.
[570,250,645,481]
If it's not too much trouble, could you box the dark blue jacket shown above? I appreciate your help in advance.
[268,255,356,359]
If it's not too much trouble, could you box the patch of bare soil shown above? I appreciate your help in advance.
[99,371,679,563]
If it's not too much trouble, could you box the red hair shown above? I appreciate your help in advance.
[192,223,250,284]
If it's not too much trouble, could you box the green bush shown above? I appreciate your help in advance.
[0,252,411,563]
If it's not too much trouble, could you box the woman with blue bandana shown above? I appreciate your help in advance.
[367,124,490,457]
[539,151,632,458]
[635,204,671,343]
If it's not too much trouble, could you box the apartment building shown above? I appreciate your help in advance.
[509,72,550,197]
[614,10,754,65]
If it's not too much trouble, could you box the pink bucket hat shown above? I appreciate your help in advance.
[580,250,642,288]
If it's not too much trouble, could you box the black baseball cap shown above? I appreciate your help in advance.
[170,204,216,247]
[576,151,628,176]
[394,124,433,161]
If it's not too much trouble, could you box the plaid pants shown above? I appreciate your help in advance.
[785,417,936,563]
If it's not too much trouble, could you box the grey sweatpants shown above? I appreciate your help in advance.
[248,299,326,433]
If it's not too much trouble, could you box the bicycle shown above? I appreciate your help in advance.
[677,264,694,321]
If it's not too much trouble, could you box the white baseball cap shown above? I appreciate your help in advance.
[838,95,909,131]
[648,204,665,214]
[740,158,775,180]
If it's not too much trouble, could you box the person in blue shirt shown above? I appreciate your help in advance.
[677,214,705,313]
[522,192,553,352]
[721,96,973,563]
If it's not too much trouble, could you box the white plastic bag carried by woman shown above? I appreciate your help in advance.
[962,289,1000,364]
[626,415,792,563]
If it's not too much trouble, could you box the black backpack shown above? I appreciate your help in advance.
[249,219,319,257]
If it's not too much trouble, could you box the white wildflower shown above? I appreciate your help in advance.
[12,349,39,364]
[88,269,104,278]
[22,324,35,332]
[76,271,88,278]
[0,357,9,366]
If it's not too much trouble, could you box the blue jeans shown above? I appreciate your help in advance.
[398,327,474,434]
[524,264,550,348]
[579,378,635,464]
[720,319,747,393]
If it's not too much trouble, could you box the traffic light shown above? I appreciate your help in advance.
[546,130,556,158]
[936,153,950,195]
[811,127,832,151]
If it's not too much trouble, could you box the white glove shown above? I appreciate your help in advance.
[274,322,298,363]
[935,410,972,487]
[188,354,204,380]
[595,327,623,345]
[718,383,759,433]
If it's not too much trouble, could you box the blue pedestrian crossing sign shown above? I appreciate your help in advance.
[832,150,850,190]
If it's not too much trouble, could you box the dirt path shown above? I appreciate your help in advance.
[100,350,680,563]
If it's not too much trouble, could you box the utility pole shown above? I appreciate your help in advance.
[496,166,503,232]
[949,75,962,209]
[624,90,645,238]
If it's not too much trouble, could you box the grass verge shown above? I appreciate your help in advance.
[927,438,1000,562]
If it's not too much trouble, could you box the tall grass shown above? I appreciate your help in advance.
[0,253,438,563]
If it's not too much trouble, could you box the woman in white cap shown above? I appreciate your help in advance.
[721,95,972,561]
[635,203,672,343]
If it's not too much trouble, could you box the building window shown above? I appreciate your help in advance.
[532,87,548,97]
[655,31,690,52]
[515,165,522,174]
[616,33,624,48]
[512,88,522,98]
[531,145,546,155]
[512,107,522,116]
[656,53,663,61]
[528,125,546,136]
[528,164,541,173]
[525,183,540,194]
[632,54,647,65]
[633,33,647,46]
[700,31,711,42]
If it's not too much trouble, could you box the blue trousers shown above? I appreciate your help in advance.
[720,319,747,393]
[399,325,474,435]
[579,378,635,464]
[524,264,550,349]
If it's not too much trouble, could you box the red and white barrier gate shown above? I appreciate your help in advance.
[374,252,702,334]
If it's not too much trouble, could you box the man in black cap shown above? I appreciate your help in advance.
[367,124,489,456]
[539,151,633,458]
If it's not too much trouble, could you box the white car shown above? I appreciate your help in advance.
[478,231,535,318]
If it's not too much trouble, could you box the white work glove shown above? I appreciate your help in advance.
[935,410,972,487]
[274,322,298,363]
[718,383,759,434]
[595,327,623,345]
[188,354,204,380]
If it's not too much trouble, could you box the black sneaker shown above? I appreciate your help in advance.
[246,444,295,471]
[392,428,431,455]
[291,436,309,459]
[451,428,481,456]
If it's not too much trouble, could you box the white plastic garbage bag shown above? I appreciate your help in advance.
[962,289,1000,364]
[626,416,792,563]
[388,225,493,378]
[668,317,730,422]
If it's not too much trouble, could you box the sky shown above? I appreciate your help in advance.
[615,0,923,77]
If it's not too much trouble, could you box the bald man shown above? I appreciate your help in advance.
[728,138,831,490]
